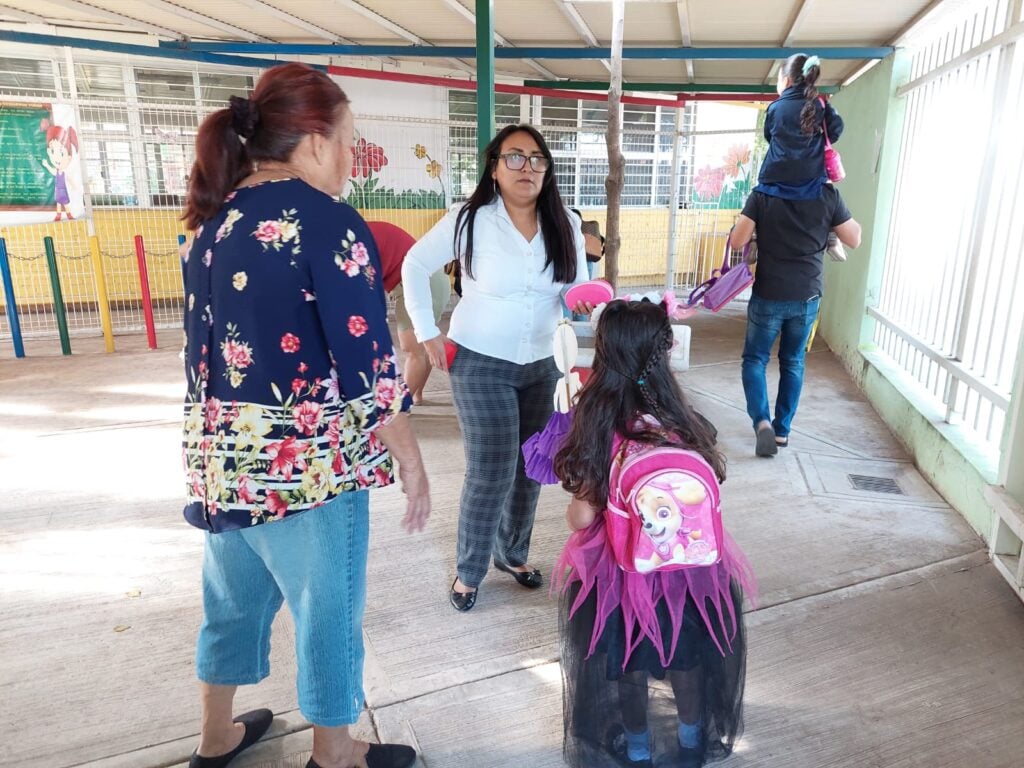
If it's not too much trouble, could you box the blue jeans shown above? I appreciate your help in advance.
[196,492,369,726]
[741,294,820,438]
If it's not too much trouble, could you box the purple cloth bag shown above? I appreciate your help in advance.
[687,232,754,312]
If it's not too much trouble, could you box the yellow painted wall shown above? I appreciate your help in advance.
[580,207,740,285]
[0,207,738,311]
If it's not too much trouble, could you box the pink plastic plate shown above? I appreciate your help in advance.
[565,279,614,310]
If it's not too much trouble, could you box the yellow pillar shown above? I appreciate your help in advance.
[88,235,115,353]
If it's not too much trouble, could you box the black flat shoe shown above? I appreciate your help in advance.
[755,424,778,457]
[307,742,417,768]
[189,709,274,768]
[493,559,543,589]
[367,743,417,768]
[450,579,477,611]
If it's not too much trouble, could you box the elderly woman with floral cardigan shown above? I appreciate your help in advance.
[180,63,428,768]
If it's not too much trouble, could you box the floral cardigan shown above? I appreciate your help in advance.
[181,178,411,533]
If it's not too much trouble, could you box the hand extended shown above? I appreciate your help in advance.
[423,334,448,372]
[398,459,430,533]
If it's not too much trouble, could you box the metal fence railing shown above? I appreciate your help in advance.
[0,45,761,351]
[871,0,1024,455]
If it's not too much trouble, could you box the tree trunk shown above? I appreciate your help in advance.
[604,0,626,293]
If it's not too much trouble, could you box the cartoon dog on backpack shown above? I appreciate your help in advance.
[634,473,712,573]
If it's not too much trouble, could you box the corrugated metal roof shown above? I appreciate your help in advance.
[1,0,943,88]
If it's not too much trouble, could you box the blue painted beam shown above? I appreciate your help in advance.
[165,41,894,60]
[0,31,328,71]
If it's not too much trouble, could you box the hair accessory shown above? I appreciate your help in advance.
[229,95,260,140]
[802,55,821,75]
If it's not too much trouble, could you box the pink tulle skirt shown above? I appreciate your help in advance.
[554,515,757,670]
[556,516,757,767]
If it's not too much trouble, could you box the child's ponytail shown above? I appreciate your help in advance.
[797,54,822,135]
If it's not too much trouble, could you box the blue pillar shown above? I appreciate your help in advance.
[0,238,25,358]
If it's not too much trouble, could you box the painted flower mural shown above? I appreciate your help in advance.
[343,134,446,210]
[692,143,755,209]
[351,137,388,178]
[415,143,446,200]
[722,144,752,179]
[694,165,726,201]
[347,137,389,209]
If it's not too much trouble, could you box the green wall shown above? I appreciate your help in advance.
[819,54,908,361]
[819,53,997,538]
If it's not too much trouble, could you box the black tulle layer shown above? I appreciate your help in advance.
[561,581,747,768]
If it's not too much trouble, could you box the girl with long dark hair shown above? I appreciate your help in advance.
[401,123,589,611]
[553,299,755,768]
[755,53,844,201]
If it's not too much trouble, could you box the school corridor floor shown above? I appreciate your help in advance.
[2,305,1023,768]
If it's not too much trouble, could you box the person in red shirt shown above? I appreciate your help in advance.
[367,221,452,405]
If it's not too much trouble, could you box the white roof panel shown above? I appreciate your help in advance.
[3,0,947,89]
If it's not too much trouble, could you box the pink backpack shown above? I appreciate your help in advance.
[606,435,724,574]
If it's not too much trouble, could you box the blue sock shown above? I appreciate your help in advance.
[678,720,703,749]
[624,727,651,761]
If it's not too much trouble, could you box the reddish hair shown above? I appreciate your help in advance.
[183,63,349,229]
[43,123,78,153]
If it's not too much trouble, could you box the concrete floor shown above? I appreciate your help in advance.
[2,307,1023,768]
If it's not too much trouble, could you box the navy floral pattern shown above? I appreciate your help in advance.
[182,179,411,533]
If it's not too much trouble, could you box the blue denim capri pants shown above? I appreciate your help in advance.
[195,491,369,726]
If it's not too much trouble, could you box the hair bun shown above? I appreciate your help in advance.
[229,95,259,139]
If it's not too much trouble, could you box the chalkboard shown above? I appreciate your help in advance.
[0,102,55,209]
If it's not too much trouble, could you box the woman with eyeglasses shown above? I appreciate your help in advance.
[402,123,590,611]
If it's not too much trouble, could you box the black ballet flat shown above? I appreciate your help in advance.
[450,579,478,611]
[307,742,417,768]
[188,708,274,768]
[493,559,543,589]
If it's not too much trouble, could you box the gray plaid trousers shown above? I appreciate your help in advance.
[448,345,559,588]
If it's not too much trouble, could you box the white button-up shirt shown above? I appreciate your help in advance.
[401,196,587,364]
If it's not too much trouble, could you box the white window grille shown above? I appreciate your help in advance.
[870,0,1024,460]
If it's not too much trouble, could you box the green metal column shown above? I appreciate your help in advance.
[475,0,495,161]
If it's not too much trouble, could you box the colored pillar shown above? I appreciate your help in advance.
[475,0,495,161]
[134,235,158,350]
[88,235,115,353]
[43,236,72,356]
[177,234,187,289]
[0,238,25,358]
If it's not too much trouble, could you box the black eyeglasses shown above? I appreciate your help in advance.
[497,153,550,172]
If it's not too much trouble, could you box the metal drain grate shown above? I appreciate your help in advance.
[848,474,905,495]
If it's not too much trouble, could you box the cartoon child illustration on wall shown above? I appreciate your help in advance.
[633,473,717,572]
[40,119,80,221]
